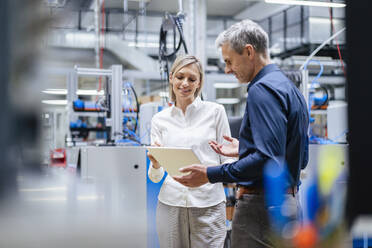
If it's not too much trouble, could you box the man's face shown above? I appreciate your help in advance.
[221,43,254,83]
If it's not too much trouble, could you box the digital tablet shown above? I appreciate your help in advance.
[146,146,201,176]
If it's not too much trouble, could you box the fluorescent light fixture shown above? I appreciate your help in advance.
[265,0,346,8]
[27,197,67,202]
[214,83,241,89]
[19,187,67,192]
[309,17,343,24]
[42,89,67,95]
[127,42,159,48]
[42,89,104,95]
[42,100,68,105]
[77,89,104,96]
[216,98,240,105]
[77,195,104,201]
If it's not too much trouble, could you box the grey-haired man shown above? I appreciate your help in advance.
[174,19,309,247]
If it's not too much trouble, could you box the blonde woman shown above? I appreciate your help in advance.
[147,55,235,248]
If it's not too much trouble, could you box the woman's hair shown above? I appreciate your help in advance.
[215,19,269,57]
[169,54,204,102]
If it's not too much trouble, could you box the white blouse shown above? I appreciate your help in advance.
[148,97,236,208]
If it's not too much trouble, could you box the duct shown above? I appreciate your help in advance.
[235,2,290,21]
[47,30,159,72]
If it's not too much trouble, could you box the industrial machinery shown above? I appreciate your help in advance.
[63,64,163,247]
[279,56,348,144]
[66,65,143,147]
[66,65,124,146]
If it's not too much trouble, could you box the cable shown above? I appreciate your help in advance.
[300,27,346,70]
[122,82,139,143]
[159,13,188,58]
[303,59,324,86]
[124,82,139,132]
[303,59,326,116]
[114,131,141,146]
[129,83,139,132]
[303,60,332,145]
[329,6,347,77]
[158,12,188,102]
[329,129,348,143]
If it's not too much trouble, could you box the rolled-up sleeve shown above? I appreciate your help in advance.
[148,165,165,183]
[207,83,287,183]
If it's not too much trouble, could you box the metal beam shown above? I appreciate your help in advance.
[47,30,159,72]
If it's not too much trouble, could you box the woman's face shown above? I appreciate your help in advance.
[171,63,201,102]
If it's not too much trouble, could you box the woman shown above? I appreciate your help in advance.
[147,54,236,248]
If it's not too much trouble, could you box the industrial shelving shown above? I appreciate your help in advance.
[66,65,124,146]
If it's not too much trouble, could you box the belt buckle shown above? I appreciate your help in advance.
[236,186,260,199]
[236,187,245,200]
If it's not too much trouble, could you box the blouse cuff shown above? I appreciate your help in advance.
[148,165,165,182]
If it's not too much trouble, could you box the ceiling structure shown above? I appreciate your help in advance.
[42,0,346,100]
[80,0,259,17]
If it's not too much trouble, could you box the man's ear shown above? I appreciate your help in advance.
[244,44,254,59]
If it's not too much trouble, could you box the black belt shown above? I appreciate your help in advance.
[236,186,297,199]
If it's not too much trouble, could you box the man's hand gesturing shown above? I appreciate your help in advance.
[209,135,239,158]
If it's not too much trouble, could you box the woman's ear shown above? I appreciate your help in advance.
[169,72,173,82]
[196,80,201,89]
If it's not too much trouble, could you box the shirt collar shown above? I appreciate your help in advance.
[247,63,280,92]
[171,96,202,115]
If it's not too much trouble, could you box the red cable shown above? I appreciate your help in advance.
[329,6,347,77]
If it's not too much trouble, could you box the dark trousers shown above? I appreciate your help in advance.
[231,194,300,248]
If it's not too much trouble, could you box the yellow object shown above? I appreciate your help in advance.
[317,146,344,195]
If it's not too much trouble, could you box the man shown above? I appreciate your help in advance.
[173,19,309,247]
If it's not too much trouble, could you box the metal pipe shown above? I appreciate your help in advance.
[188,0,195,54]
[76,67,112,76]
[178,0,183,13]
[139,0,146,48]
[94,0,100,68]
[123,0,128,39]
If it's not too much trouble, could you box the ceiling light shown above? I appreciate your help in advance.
[26,197,67,202]
[77,90,104,96]
[216,98,240,105]
[42,100,68,105]
[42,89,67,95]
[265,0,345,8]
[214,83,241,89]
[19,187,67,192]
[42,89,104,96]
[127,42,159,48]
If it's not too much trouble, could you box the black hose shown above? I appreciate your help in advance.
[159,13,188,84]
[129,84,139,133]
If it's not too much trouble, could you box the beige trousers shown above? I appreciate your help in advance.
[156,201,226,248]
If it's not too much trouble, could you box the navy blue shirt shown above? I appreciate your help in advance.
[207,64,309,187]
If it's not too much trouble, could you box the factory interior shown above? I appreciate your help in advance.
[0,0,371,247]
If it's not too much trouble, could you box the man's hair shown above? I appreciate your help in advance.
[169,54,204,102]
[215,19,269,57]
